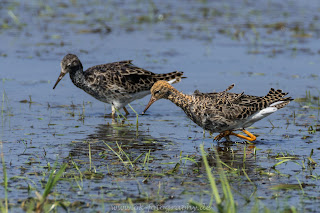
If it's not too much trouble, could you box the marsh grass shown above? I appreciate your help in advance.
[307,149,317,166]
[114,107,128,123]
[71,159,83,190]
[4,136,306,212]
[103,141,134,170]
[103,141,150,171]
[196,144,236,213]
[295,90,320,109]
[128,104,139,136]
[35,163,68,212]
[132,152,145,164]
[10,161,68,212]
[79,101,85,121]
[194,145,304,213]
[88,143,92,172]
[1,91,4,118]
[19,95,35,104]
[1,90,12,119]
[113,104,140,137]
[0,141,8,213]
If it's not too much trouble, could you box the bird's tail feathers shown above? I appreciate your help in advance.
[264,88,293,109]
[155,71,185,84]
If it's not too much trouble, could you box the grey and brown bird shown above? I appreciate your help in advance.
[53,54,184,118]
[143,81,292,141]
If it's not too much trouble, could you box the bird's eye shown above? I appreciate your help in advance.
[67,63,72,67]
[154,90,160,95]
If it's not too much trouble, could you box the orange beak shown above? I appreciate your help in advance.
[142,96,157,114]
[53,71,66,89]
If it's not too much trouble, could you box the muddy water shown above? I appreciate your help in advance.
[1,0,320,212]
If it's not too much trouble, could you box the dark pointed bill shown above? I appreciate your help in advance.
[53,72,66,89]
[142,96,157,114]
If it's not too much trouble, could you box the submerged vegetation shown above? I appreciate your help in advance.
[1,0,320,58]
[2,132,312,212]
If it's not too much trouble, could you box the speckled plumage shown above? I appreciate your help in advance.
[53,54,184,118]
[143,81,293,141]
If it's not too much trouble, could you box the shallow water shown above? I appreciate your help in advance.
[1,0,320,212]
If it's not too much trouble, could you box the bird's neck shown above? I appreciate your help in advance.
[69,67,86,89]
[69,66,99,97]
[167,88,193,111]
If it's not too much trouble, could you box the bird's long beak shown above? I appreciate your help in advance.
[142,96,157,114]
[53,71,66,89]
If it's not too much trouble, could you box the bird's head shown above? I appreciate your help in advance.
[53,54,82,89]
[142,80,174,114]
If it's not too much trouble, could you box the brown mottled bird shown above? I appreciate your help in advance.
[53,54,184,118]
[143,81,292,141]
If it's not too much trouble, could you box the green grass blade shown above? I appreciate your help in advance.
[272,159,290,168]
[296,176,305,195]
[116,142,134,168]
[42,163,67,200]
[128,104,139,136]
[200,145,221,205]
[0,141,8,213]
[270,184,301,190]
[71,160,83,183]
[132,152,145,164]
[103,142,124,162]
[88,143,92,171]
[242,168,256,189]
[181,157,198,165]
[214,148,236,213]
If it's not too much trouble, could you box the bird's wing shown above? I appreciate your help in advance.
[84,60,157,93]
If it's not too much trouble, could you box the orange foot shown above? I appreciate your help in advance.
[214,129,257,142]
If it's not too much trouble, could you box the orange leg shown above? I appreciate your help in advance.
[214,129,256,142]
[229,129,256,142]
[123,107,129,115]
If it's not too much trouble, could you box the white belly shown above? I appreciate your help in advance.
[112,90,150,109]
[231,106,278,130]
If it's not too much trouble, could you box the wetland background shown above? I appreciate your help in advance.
[1,0,320,212]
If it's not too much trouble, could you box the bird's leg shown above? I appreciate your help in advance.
[224,135,232,142]
[111,105,116,119]
[214,129,256,142]
[123,107,130,115]
[229,129,256,142]
[214,130,232,141]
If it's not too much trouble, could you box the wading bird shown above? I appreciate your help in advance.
[53,54,184,119]
[143,81,292,142]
